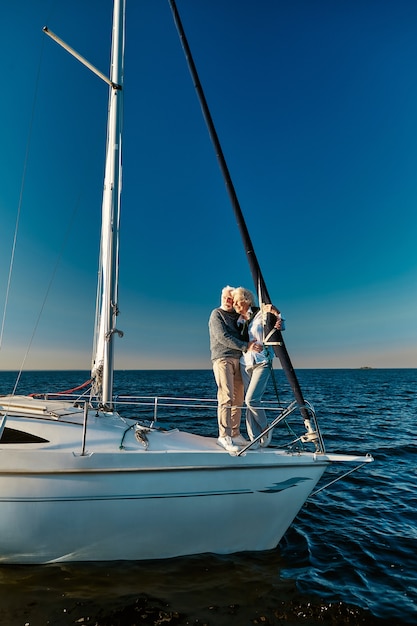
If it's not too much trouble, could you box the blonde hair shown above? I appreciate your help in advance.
[231,287,256,307]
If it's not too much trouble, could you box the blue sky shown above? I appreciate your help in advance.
[0,0,416,371]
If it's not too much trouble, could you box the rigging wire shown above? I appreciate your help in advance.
[10,162,99,397]
[0,35,47,353]
[2,13,106,398]
[309,459,373,498]
[0,0,58,355]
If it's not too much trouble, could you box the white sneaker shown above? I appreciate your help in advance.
[217,436,240,452]
[260,428,273,448]
[233,434,248,447]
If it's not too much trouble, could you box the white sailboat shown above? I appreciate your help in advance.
[0,0,372,564]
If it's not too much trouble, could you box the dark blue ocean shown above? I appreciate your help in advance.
[0,368,415,625]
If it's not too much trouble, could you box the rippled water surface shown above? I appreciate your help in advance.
[0,368,416,624]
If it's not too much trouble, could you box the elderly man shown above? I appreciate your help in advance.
[208,285,258,452]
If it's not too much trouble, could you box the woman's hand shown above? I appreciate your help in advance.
[263,303,280,316]
[274,317,282,330]
[263,303,282,328]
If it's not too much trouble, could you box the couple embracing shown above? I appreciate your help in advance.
[208,285,283,452]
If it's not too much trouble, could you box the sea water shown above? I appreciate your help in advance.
[0,368,415,625]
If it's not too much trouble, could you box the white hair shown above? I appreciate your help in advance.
[231,286,256,306]
[220,285,235,304]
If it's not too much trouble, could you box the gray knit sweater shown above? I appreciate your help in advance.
[208,308,248,361]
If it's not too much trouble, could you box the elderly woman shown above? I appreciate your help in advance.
[231,287,283,448]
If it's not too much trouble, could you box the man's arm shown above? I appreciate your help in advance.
[209,310,248,352]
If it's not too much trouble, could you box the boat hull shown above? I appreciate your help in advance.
[0,446,327,563]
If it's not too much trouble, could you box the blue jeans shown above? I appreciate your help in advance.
[241,360,271,440]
